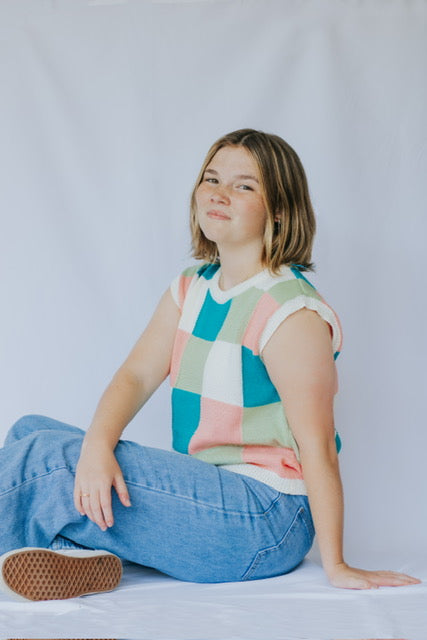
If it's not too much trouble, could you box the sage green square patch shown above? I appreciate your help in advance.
[174,335,212,395]
[242,402,299,452]
[217,288,263,344]
[269,278,320,306]
[182,264,200,278]
[193,445,244,465]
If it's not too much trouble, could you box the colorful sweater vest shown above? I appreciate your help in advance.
[169,263,342,495]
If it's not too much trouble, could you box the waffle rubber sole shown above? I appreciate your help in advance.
[0,548,122,601]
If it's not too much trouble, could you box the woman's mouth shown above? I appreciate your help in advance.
[207,210,231,220]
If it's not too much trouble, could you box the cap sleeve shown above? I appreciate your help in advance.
[259,280,343,359]
[169,265,200,312]
[169,274,181,309]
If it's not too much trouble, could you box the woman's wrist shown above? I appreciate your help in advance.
[323,560,348,578]
[81,428,118,452]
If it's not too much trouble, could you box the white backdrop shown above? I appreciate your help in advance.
[1,0,426,569]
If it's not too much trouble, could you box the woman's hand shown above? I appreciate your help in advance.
[74,441,131,531]
[326,562,421,589]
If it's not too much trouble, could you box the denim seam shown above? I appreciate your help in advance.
[0,465,70,496]
[239,476,284,516]
[241,506,304,580]
[259,492,283,517]
[299,506,315,539]
[0,466,271,518]
[124,479,270,517]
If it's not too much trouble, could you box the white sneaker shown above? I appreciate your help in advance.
[0,547,122,601]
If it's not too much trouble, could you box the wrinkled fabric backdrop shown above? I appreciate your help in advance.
[1,0,426,567]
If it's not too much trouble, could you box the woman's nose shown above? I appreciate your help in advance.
[210,184,230,204]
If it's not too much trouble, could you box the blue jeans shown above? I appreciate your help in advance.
[0,415,315,583]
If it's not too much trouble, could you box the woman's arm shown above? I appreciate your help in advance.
[263,308,420,589]
[74,288,181,531]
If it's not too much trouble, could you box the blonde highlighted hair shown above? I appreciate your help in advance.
[190,128,316,272]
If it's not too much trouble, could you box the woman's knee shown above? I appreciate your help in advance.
[8,426,84,473]
[6,415,85,447]
[5,414,52,444]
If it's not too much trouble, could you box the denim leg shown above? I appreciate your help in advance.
[0,415,314,583]
[0,417,89,551]
[3,415,96,552]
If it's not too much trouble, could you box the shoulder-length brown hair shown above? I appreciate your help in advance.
[190,128,316,272]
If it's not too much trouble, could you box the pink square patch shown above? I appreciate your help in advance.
[178,275,194,310]
[242,445,303,479]
[170,328,191,387]
[242,293,280,355]
[188,398,244,454]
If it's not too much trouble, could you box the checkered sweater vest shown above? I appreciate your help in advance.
[169,263,342,495]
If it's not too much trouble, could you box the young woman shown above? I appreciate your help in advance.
[0,129,419,601]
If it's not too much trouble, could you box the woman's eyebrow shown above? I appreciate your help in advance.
[204,168,259,183]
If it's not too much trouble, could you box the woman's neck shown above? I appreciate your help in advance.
[217,248,264,291]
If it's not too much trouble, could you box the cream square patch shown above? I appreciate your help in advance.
[201,340,243,406]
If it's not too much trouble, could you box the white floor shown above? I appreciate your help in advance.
[0,556,425,639]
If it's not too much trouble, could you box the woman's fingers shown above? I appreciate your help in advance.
[88,491,109,531]
[74,486,93,518]
[99,486,114,529]
[81,492,99,528]
[73,487,85,515]
[367,571,421,587]
[81,489,111,531]
[74,484,106,530]
[74,481,130,531]
[113,474,131,507]
[328,564,421,589]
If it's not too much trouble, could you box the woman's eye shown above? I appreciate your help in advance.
[205,178,218,184]
[238,184,253,191]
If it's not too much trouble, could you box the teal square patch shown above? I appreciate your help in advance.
[193,290,231,342]
[171,388,201,454]
[241,346,280,408]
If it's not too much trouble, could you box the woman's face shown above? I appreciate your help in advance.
[195,146,267,254]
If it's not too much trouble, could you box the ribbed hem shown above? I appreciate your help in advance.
[218,463,307,495]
